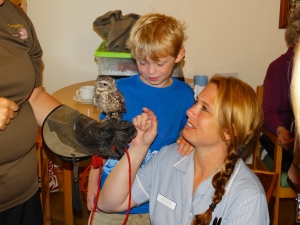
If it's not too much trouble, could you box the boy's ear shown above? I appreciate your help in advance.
[175,49,186,63]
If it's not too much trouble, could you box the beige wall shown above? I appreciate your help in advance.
[28,0,286,94]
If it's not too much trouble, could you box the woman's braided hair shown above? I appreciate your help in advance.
[191,75,263,225]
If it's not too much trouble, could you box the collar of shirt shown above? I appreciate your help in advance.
[172,154,243,196]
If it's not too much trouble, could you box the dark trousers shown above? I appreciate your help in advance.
[0,189,44,225]
[259,133,294,172]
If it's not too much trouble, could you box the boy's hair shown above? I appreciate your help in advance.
[126,13,186,60]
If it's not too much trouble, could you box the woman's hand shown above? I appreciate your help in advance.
[131,107,158,148]
[0,98,18,130]
[276,126,294,150]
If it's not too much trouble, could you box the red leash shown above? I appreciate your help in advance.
[81,149,132,225]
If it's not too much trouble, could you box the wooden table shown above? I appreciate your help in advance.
[52,80,98,225]
[52,80,99,121]
[51,78,193,225]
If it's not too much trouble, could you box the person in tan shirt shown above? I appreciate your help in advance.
[0,1,133,224]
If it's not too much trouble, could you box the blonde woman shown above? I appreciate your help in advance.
[98,75,269,225]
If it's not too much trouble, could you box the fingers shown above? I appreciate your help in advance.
[87,195,100,212]
[277,137,295,150]
[8,100,19,111]
[133,108,156,131]
[0,98,19,130]
[131,108,158,146]
[177,136,194,156]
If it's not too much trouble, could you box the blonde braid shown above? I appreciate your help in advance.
[191,75,262,225]
[191,146,238,225]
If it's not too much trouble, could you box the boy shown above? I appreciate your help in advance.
[87,13,194,225]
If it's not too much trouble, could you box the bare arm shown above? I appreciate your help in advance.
[28,87,61,126]
[288,135,300,190]
[98,107,158,212]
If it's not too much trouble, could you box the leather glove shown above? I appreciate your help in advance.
[42,105,137,162]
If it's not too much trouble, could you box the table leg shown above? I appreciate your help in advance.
[62,161,74,225]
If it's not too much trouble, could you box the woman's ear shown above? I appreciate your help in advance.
[175,49,186,63]
[223,124,237,141]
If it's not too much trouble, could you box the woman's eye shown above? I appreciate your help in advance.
[201,105,208,112]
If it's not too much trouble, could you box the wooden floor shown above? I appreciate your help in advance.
[49,191,299,225]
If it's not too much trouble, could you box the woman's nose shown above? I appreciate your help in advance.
[187,105,197,118]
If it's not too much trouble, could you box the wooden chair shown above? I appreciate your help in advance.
[252,170,278,224]
[253,85,297,225]
[36,126,51,225]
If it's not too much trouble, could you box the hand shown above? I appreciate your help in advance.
[276,127,295,150]
[131,107,158,148]
[288,163,300,191]
[87,167,101,211]
[0,98,18,130]
[176,136,194,156]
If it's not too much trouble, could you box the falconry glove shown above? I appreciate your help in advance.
[42,105,137,162]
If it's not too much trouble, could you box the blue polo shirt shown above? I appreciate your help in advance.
[100,75,195,214]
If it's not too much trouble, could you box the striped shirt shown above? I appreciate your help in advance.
[131,143,269,225]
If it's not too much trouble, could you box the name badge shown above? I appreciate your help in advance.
[157,194,176,210]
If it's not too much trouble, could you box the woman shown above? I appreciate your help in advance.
[0,1,126,223]
[260,7,300,171]
[98,75,269,225]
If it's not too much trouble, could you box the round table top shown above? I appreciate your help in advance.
[52,80,100,121]
[52,77,193,121]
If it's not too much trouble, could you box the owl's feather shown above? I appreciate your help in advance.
[93,76,126,121]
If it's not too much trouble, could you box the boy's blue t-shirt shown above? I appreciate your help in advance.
[100,74,194,214]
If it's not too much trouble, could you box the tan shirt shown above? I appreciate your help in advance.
[0,0,42,211]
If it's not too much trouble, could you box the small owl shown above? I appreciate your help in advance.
[93,75,126,121]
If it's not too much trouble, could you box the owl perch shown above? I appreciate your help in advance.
[93,75,126,121]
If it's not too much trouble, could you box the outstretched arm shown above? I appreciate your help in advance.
[98,107,158,212]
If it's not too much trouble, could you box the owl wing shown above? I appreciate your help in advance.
[113,90,126,113]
